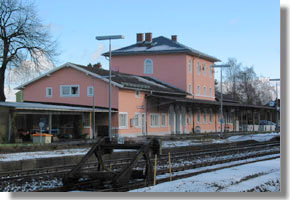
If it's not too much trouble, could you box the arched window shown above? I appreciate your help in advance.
[144,59,153,74]
[203,86,207,96]
[197,85,200,95]
[209,88,212,97]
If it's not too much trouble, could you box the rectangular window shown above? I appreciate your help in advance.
[209,65,213,77]
[197,86,200,95]
[87,86,94,96]
[46,87,52,97]
[197,62,201,75]
[189,84,192,94]
[203,64,207,76]
[188,112,193,124]
[119,113,128,129]
[134,113,141,128]
[204,111,207,123]
[197,112,201,124]
[209,88,212,97]
[161,113,167,127]
[60,85,80,97]
[203,86,207,96]
[188,59,192,73]
[209,111,213,123]
[150,114,160,127]
[84,113,90,127]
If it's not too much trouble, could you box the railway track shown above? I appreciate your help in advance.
[0,140,280,192]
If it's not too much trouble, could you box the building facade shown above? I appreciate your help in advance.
[14,33,276,140]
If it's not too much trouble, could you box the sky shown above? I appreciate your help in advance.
[34,0,280,79]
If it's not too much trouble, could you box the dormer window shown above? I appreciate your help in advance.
[144,59,153,74]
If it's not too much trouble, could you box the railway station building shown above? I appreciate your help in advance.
[6,33,276,142]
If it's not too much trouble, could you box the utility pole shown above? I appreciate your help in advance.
[95,35,124,141]
[213,64,230,137]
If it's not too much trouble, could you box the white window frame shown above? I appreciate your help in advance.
[87,86,94,97]
[189,84,192,94]
[60,85,80,97]
[197,85,200,95]
[204,111,207,124]
[144,59,153,74]
[83,112,90,128]
[150,113,160,128]
[136,90,140,98]
[134,113,141,128]
[46,87,52,97]
[188,59,192,73]
[188,112,193,125]
[197,61,201,75]
[119,112,128,129]
[203,63,207,76]
[203,86,207,96]
[197,111,201,124]
[161,113,167,127]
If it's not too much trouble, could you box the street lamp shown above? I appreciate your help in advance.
[269,78,280,128]
[212,64,230,136]
[95,35,124,141]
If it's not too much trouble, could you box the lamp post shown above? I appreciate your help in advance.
[269,78,280,129]
[212,64,230,136]
[95,35,124,141]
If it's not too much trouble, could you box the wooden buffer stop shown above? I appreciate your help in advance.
[62,137,160,190]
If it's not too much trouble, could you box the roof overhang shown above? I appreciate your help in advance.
[14,62,124,90]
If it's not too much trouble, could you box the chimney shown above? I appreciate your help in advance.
[145,32,152,43]
[171,35,177,42]
[136,33,144,43]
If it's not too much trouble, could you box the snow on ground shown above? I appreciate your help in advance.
[162,132,280,148]
[0,148,89,162]
[130,157,280,192]
[0,132,279,162]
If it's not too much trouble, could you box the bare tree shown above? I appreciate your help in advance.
[0,0,57,101]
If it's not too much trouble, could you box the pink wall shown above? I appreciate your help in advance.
[111,54,187,92]
[23,67,119,109]
[188,56,215,101]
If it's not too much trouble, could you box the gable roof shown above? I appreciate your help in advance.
[15,62,188,96]
[103,36,220,62]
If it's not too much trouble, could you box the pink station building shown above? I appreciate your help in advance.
[16,33,245,139]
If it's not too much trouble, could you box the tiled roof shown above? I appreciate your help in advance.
[103,36,220,62]
[75,64,189,95]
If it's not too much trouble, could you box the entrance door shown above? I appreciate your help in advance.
[141,113,146,136]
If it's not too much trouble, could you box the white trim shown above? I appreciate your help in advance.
[134,112,141,128]
[60,85,80,97]
[15,62,123,90]
[150,113,160,128]
[188,59,192,73]
[161,113,167,127]
[119,112,128,129]
[87,86,94,97]
[46,87,52,97]
[144,59,153,74]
